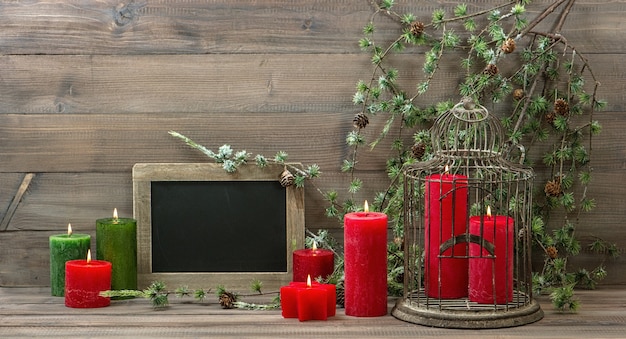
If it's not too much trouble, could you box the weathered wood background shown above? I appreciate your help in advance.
[0,0,624,287]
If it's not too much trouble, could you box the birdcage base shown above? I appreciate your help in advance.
[391,291,543,329]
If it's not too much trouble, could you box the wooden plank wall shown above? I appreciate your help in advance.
[0,0,624,287]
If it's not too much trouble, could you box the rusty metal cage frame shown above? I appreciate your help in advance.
[391,100,544,328]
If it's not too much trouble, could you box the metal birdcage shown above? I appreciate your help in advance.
[391,98,543,328]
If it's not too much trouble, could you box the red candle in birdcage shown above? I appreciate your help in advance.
[469,207,514,304]
[424,170,468,299]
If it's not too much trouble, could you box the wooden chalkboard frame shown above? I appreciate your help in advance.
[132,163,305,290]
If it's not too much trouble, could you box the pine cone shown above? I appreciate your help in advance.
[483,63,499,76]
[409,21,425,37]
[545,111,556,124]
[219,291,237,309]
[279,168,295,187]
[501,38,516,54]
[544,179,562,197]
[546,246,558,259]
[554,98,569,116]
[513,88,525,100]
[411,142,426,159]
[353,112,369,129]
[518,228,527,241]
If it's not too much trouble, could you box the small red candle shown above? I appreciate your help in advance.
[292,241,334,282]
[296,275,329,321]
[343,201,388,317]
[65,249,112,308]
[424,170,468,299]
[280,276,336,318]
[469,207,514,304]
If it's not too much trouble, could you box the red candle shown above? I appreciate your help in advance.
[281,277,336,318]
[65,250,112,308]
[343,202,388,317]
[296,276,329,322]
[424,172,468,299]
[469,208,514,304]
[292,242,334,282]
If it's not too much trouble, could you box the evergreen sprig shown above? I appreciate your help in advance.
[101,280,280,310]
[168,131,320,183]
[341,0,616,311]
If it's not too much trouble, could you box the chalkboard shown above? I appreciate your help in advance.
[150,180,286,272]
[133,163,305,290]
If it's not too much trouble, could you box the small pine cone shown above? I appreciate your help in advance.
[554,98,569,116]
[546,246,558,259]
[544,179,562,197]
[219,291,237,309]
[501,38,516,54]
[518,228,527,241]
[411,142,426,159]
[409,21,425,37]
[279,168,295,187]
[394,236,404,251]
[483,63,499,76]
[513,88,525,100]
[353,112,369,129]
[545,111,556,124]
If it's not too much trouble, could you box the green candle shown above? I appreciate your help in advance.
[96,208,137,290]
[49,224,91,296]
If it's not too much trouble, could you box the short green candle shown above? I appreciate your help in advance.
[49,225,91,297]
[96,211,137,290]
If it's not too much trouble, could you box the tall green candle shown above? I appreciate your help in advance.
[96,208,137,290]
[49,224,91,296]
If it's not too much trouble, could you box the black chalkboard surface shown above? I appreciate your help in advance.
[151,180,287,273]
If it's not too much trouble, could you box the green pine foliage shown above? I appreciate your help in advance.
[340,0,616,311]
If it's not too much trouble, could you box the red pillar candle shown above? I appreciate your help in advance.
[469,209,514,304]
[292,242,334,282]
[424,173,468,299]
[65,250,112,308]
[343,202,388,317]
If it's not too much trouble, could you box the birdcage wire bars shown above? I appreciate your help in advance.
[391,99,544,328]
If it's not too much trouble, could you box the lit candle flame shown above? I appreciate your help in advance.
[487,206,492,218]
[444,165,449,174]
[364,200,369,213]
[306,274,312,288]
[113,208,119,219]
[67,223,73,236]
[312,241,317,251]
[87,249,92,263]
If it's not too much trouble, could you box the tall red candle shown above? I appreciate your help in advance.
[292,242,334,282]
[424,173,468,299]
[64,250,112,308]
[343,203,388,317]
[469,210,514,304]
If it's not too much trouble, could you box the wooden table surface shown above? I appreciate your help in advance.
[1,286,625,338]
